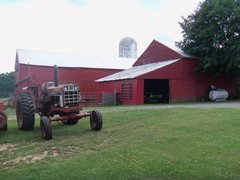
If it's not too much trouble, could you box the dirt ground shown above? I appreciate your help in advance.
[0,144,59,169]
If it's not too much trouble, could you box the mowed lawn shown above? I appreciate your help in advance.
[1,106,240,179]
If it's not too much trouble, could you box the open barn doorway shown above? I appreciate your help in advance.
[144,79,169,104]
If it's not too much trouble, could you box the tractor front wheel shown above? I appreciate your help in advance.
[0,111,7,131]
[40,116,52,140]
[16,93,35,130]
[90,110,103,131]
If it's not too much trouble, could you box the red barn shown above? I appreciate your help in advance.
[96,40,237,104]
[15,40,238,105]
[15,49,136,104]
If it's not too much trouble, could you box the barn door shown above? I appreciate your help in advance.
[144,79,169,103]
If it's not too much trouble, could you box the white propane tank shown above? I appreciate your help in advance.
[209,89,228,101]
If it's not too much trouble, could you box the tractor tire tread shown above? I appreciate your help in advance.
[90,110,103,131]
[17,93,35,130]
[40,116,52,140]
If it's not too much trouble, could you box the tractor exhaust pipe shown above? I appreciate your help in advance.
[54,65,59,87]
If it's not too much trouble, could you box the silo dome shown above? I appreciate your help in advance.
[119,37,137,58]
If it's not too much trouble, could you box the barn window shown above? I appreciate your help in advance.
[121,83,132,99]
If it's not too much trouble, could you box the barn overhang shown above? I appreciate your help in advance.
[96,58,181,82]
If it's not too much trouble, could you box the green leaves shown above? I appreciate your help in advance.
[177,0,240,76]
[0,71,15,98]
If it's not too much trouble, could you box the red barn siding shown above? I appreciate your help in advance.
[15,64,122,95]
[170,80,185,101]
[133,40,182,66]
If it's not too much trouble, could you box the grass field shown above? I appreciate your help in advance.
[1,106,240,179]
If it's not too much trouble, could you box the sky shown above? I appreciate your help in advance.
[0,0,202,73]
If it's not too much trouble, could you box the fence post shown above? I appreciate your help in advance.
[114,89,116,105]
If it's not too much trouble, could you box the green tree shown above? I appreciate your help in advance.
[0,71,15,98]
[176,0,240,76]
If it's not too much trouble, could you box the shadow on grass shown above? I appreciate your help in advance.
[1,118,96,144]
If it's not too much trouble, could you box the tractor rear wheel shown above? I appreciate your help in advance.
[90,110,103,130]
[0,111,8,131]
[40,116,52,140]
[62,119,78,125]
[16,93,35,130]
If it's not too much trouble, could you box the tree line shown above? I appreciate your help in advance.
[0,71,15,98]
[177,0,240,77]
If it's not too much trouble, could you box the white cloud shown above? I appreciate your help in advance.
[0,0,202,73]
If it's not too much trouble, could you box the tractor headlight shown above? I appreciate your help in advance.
[64,84,79,91]
[74,85,79,91]
[64,86,68,91]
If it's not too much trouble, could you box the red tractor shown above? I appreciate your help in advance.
[0,101,7,131]
[16,65,102,140]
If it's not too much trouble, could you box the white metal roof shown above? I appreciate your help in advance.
[16,49,136,69]
[166,44,197,59]
[96,59,181,82]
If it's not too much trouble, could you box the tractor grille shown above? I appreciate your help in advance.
[64,91,79,106]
